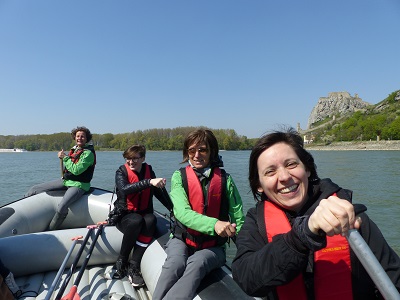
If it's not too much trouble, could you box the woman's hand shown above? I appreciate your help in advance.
[150,178,166,189]
[214,221,237,237]
[58,149,66,159]
[308,195,362,236]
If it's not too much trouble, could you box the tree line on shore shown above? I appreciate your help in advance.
[0,126,257,151]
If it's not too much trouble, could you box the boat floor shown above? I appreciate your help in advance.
[16,264,146,300]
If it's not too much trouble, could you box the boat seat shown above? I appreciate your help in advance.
[0,227,123,277]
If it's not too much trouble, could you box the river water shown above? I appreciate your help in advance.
[1,150,400,259]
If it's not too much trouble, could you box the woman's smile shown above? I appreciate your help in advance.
[257,142,310,212]
[278,184,299,194]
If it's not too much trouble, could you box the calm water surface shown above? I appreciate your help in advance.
[1,150,400,257]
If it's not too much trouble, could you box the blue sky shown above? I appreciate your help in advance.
[1,1,399,138]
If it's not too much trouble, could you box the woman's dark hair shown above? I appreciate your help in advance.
[123,145,146,159]
[249,127,319,201]
[71,126,92,142]
[182,129,219,165]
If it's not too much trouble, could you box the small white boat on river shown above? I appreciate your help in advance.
[0,188,254,300]
[0,148,28,153]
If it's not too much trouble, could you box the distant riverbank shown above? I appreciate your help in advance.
[305,140,400,151]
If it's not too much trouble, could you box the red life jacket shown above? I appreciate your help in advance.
[263,199,353,300]
[68,145,96,164]
[63,145,96,183]
[184,165,224,249]
[69,148,84,163]
[125,163,151,211]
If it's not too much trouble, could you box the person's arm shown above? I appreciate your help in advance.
[232,208,310,297]
[170,170,218,235]
[63,149,94,175]
[148,165,167,189]
[226,175,245,232]
[115,165,151,196]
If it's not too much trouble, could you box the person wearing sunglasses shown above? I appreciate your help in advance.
[109,144,172,288]
[153,129,245,300]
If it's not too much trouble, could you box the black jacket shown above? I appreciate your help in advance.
[113,163,172,214]
[232,178,400,299]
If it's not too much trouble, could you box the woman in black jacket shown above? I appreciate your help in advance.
[232,128,400,299]
[109,145,172,288]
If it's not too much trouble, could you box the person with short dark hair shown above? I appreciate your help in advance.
[110,144,172,288]
[25,126,96,230]
[232,127,400,299]
[153,129,245,300]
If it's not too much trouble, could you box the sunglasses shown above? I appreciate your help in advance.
[126,157,143,163]
[187,148,209,155]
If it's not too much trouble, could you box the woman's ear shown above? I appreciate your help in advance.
[257,187,264,193]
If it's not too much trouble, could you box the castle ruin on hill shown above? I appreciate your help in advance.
[297,91,371,144]
[307,92,370,129]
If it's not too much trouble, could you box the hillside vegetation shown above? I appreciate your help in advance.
[0,126,255,151]
[305,90,400,144]
[2,90,399,151]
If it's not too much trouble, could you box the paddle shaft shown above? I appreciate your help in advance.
[45,236,83,300]
[60,158,64,178]
[161,187,174,212]
[61,223,106,300]
[346,229,400,300]
[55,226,95,300]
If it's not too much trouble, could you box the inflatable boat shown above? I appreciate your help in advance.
[0,188,254,300]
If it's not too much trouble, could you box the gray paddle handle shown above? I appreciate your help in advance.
[45,238,79,300]
[346,229,400,300]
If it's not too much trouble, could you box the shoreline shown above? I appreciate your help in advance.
[305,140,400,151]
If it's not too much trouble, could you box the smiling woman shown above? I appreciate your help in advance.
[256,142,311,212]
[152,129,245,300]
[187,144,210,169]
[182,129,220,167]
[231,127,400,299]
[24,126,96,231]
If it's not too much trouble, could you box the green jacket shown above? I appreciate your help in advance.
[170,167,245,237]
[62,146,95,191]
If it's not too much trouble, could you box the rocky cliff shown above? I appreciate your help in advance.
[307,92,370,129]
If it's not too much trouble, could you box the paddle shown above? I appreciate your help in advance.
[61,222,107,300]
[344,204,400,299]
[60,157,64,178]
[161,187,174,212]
[54,225,96,300]
[346,229,400,299]
[45,235,83,300]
